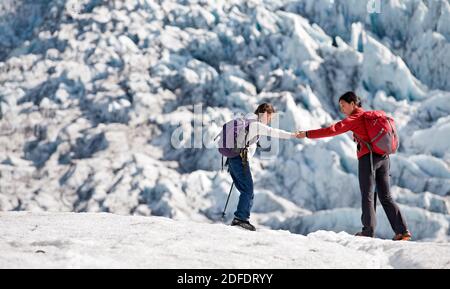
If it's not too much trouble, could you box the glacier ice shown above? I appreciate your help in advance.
[1,212,449,268]
[0,0,449,242]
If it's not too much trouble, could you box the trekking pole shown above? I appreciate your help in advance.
[374,191,378,212]
[221,182,234,221]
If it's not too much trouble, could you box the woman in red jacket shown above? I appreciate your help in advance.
[296,91,411,241]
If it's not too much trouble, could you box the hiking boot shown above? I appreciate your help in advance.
[393,231,412,241]
[355,231,374,238]
[231,218,256,231]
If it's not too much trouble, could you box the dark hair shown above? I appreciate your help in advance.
[339,91,362,107]
[254,103,275,115]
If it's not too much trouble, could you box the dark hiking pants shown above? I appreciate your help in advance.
[228,155,254,221]
[358,153,408,237]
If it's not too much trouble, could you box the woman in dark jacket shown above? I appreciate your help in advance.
[296,91,411,241]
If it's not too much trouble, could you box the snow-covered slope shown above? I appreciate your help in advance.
[0,0,449,242]
[0,212,449,269]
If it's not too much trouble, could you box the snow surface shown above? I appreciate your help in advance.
[0,0,449,243]
[0,212,449,269]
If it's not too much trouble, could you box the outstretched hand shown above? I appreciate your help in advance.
[295,131,306,139]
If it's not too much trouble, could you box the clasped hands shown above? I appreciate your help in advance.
[294,131,307,139]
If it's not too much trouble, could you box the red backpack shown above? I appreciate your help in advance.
[357,110,399,156]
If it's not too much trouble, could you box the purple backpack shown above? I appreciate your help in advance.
[215,117,258,158]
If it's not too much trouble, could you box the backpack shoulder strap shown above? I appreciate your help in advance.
[243,119,251,148]
[244,118,259,146]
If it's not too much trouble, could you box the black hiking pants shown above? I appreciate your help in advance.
[358,153,408,237]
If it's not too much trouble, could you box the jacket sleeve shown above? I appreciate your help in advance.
[250,122,295,140]
[306,117,357,139]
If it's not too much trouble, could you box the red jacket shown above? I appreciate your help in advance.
[306,107,370,159]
